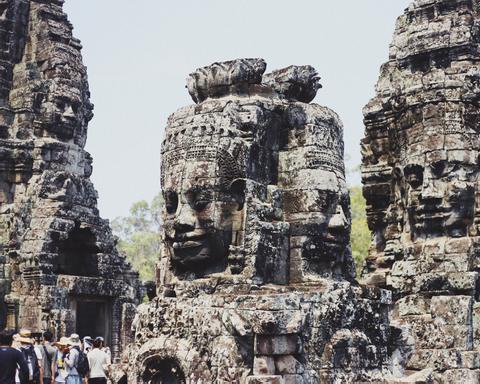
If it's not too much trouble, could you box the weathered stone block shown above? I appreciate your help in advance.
[391,260,417,277]
[247,376,284,384]
[274,355,304,374]
[439,369,480,383]
[255,335,302,355]
[430,295,472,325]
[407,349,461,371]
[445,237,473,254]
[472,302,480,349]
[253,356,276,375]
[283,374,305,384]
[460,351,480,369]
[394,294,430,317]
[212,336,246,367]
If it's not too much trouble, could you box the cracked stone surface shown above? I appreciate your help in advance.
[0,0,141,359]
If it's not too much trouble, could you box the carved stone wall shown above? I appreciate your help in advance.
[362,0,480,381]
[0,0,140,359]
[127,59,392,383]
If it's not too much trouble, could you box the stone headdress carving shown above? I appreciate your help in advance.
[158,58,354,288]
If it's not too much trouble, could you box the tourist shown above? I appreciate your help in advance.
[16,330,41,384]
[40,331,57,384]
[82,337,93,354]
[0,329,29,384]
[86,337,110,384]
[32,335,44,382]
[53,338,69,383]
[63,335,82,384]
[94,337,111,363]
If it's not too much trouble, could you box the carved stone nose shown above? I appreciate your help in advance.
[328,205,347,229]
[63,105,75,118]
[421,179,443,201]
[173,203,196,232]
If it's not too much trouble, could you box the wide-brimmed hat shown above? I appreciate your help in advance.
[67,333,81,347]
[15,329,33,344]
[54,336,70,348]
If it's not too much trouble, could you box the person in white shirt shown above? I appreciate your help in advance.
[86,338,110,384]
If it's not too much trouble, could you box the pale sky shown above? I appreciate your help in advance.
[63,0,412,220]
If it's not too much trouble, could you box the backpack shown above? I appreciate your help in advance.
[20,345,40,382]
[72,346,90,377]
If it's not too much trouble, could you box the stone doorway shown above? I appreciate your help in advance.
[71,298,111,343]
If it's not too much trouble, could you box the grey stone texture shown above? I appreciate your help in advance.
[362,0,480,382]
[0,0,140,359]
[127,59,392,383]
[4,0,480,382]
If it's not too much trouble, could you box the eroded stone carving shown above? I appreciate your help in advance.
[0,0,140,358]
[362,0,480,381]
[126,59,391,383]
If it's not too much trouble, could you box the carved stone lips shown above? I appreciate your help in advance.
[173,240,204,249]
[322,234,345,246]
[168,232,208,250]
[415,205,449,220]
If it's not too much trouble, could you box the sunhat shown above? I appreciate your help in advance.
[15,329,33,344]
[54,336,70,347]
[67,333,82,347]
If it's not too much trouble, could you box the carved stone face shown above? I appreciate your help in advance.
[301,180,350,264]
[162,155,244,274]
[400,141,478,239]
[38,80,93,142]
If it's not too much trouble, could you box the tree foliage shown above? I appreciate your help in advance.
[349,186,371,276]
[112,194,163,281]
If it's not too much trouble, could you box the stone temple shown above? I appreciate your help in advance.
[4,0,480,383]
[0,0,140,359]
[362,0,480,381]
[124,59,392,383]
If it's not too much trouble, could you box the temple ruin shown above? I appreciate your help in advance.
[362,0,480,381]
[4,0,480,382]
[0,0,140,358]
[124,59,392,383]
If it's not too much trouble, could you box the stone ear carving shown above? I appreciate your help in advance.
[229,178,246,211]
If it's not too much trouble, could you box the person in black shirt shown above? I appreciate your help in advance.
[0,329,29,384]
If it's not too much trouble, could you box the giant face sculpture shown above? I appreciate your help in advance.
[300,171,350,264]
[161,145,244,275]
[281,102,353,279]
[37,78,93,144]
[397,128,479,241]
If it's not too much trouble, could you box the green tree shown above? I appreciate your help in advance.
[112,194,163,281]
[349,186,371,277]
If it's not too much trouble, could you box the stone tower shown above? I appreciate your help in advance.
[0,0,140,358]
[362,0,480,381]
[127,59,391,383]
